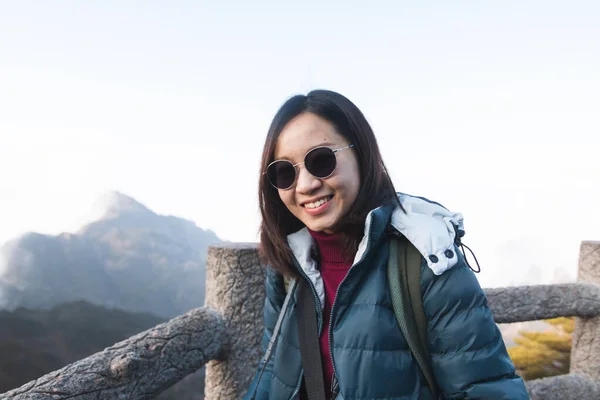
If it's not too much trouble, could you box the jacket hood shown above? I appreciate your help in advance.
[390,192,464,275]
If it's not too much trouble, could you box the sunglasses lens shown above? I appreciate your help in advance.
[305,147,337,178]
[267,161,296,189]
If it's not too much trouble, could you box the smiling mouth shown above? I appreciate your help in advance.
[303,195,334,209]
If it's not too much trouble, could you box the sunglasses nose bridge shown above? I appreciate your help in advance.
[292,160,305,169]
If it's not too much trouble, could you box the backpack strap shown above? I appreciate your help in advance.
[296,278,327,400]
[387,234,441,399]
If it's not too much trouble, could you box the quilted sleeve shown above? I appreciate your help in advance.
[243,266,287,400]
[421,247,530,399]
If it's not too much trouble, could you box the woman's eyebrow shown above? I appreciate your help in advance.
[315,141,336,147]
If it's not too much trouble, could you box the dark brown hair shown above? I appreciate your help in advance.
[258,89,400,277]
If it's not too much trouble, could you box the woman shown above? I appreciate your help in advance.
[245,90,529,400]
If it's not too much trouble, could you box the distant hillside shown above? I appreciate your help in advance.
[0,301,205,399]
[0,191,223,318]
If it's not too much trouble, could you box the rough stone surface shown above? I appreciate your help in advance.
[571,241,600,381]
[484,282,600,323]
[204,243,266,400]
[526,373,599,400]
[0,307,225,400]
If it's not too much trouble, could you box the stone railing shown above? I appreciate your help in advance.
[1,241,599,400]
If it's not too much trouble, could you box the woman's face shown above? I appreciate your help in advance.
[273,112,360,234]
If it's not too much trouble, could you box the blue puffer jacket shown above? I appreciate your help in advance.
[245,194,529,400]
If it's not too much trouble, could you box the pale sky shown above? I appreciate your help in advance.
[0,1,599,288]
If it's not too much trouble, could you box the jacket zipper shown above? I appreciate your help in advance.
[289,257,324,400]
[330,375,340,399]
[327,216,376,400]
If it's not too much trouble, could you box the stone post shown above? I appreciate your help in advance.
[204,243,266,400]
[571,241,600,380]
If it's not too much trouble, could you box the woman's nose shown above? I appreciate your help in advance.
[295,165,321,194]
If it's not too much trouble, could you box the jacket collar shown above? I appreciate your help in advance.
[287,193,465,307]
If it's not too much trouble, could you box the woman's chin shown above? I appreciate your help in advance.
[304,216,340,233]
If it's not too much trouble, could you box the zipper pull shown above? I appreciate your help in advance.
[330,375,339,399]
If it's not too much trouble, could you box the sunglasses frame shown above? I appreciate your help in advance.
[265,144,355,190]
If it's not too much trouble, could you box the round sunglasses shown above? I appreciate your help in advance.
[265,144,354,190]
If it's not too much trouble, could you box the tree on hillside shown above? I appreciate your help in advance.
[508,317,574,381]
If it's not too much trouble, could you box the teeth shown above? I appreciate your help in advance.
[305,197,330,209]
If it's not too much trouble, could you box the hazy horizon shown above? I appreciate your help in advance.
[1,1,599,288]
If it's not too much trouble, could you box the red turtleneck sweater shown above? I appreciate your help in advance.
[307,229,353,398]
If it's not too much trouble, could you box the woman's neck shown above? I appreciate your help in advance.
[307,228,349,264]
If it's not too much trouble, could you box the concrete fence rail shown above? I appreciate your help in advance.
[1,241,599,400]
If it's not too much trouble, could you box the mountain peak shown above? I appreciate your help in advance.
[88,191,152,220]
[1,190,221,317]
